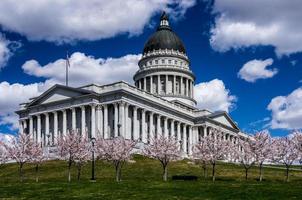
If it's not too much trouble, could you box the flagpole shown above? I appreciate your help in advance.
[66,52,69,86]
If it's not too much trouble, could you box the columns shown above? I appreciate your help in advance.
[71,108,76,130]
[124,103,130,139]
[53,111,58,143]
[81,106,86,135]
[171,120,175,138]
[188,126,192,155]
[19,120,24,134]
[150,76,153,93]
[119,102,125,137]
[186,78,189,96]
[164,117,168,137]
[157,75,161,94]
[103,104,108,139]
[183,124,187,154]
[37,115,41,145]
[97,105,103,137]
[173,75,176,95]
[62,110,67,136]
[149,112,154,141]
[137,80,141,89]
[144,77,147,91]
[114,103,118,137]
[29,116,33,139]
[133,106,138,140]
[91,104,96,138]
[180,77,183,95]
[141,109,147,143]
[45,113,49,145]
[165,75,168,94]
[177,122,181,142]
[157,115,161,137]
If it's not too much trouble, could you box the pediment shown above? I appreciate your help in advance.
[28,84,92,107]
[207,112,240,130]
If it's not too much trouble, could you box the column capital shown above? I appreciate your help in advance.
[96,104,103,110]
[119,101,126,106]
[90,103,97,108]
[133,106,138,111]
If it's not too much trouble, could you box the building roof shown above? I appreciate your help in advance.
[143,12,186,54]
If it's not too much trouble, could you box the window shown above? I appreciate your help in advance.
[161,59,165,64]
[168,60,171,64]
[149,61,152,65]
[155,60,158,64]
[175,60,177,65]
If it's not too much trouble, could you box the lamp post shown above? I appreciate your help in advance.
[90,137,96,181]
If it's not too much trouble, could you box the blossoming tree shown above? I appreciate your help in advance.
[0,141,8,167]
[29,142,45,182]
[249,130,272,181]
[235,139,255,180]
[4,132,34,182]
[74,135,91,181]
[196,129,230,182]
[95,136,136,182]
[192,139,210,179]
[144,135,180,181]
[57,130,91,182]
[271,136,299,182]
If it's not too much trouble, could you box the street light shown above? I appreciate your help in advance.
[90,137,96,181]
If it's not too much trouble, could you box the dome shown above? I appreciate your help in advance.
[143,12,186,54]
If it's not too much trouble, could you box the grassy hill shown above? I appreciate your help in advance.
[0,155,302,200]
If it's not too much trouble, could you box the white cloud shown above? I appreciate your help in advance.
[0,0,195,43]
[22,52,140,88]
[238,58,278,82]
[0,133,15,146]
[0,34,19,69]
[0,52,140,129]
[194,79,236,112]
[0,82,43,129]
[267,87,302,129]
[209,0,302,56]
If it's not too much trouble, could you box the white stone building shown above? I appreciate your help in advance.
[16,12,247,156]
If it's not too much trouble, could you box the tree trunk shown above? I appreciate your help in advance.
[212,162,216,182]
[245,168,248,181]
[68,161,72,182]
[259,164,263,182]
[286,166,289,182]
[19,163,24,182]
[115,162,121,182]
[77,165,81,181]
[203,166,207,179]
[35,164,39,183]
[163,165,168,181]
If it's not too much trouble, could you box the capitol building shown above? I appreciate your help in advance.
[16,13,247,156]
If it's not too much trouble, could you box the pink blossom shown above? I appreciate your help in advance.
[57,130,91,182]
[249,130,272,181]
[192,129,230,181]
[144,135,180,181]
[271,136,299,182]
[95,136,136,182]
[4,132,34,182]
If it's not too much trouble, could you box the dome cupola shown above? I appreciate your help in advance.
[134,12,196,107]
[143,12,186,55]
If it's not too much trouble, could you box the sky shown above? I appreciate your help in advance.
[0,0,301,138]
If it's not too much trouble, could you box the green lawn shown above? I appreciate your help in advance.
[0,155,302,200]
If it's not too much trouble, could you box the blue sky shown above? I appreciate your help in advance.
[0,0,301,137]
